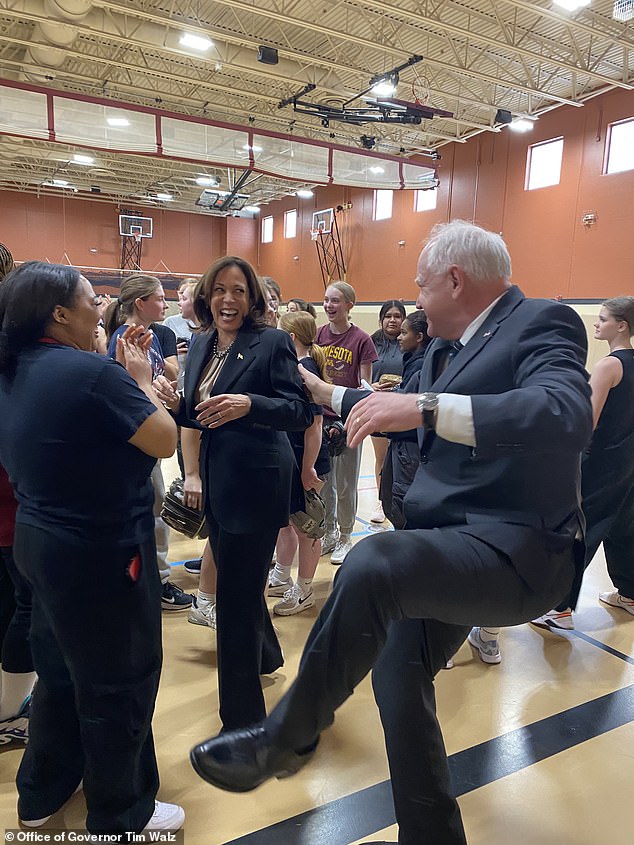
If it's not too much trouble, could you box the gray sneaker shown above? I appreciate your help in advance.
[268,574,294,597]
[330,536,352,565]
[188,602,216,629]
[468,627,501,664]
[274,584,315,616]
[320,531,338,556]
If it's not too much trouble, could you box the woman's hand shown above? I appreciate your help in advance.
[183,473,203,510]
[195,393,251,428]
[301,466,324,493]
[153,375,181,411]
[372,380,395,391]
[117,332,153,388]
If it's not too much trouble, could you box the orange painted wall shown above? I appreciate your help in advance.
[0,191,257,279]
[258,88,634,301]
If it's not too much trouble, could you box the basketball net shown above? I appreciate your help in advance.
[133,233,142,244]
[411,73,430,106]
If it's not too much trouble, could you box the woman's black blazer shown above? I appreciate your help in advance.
[180,326,312,534]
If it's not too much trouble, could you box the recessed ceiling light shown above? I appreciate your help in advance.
[73,153,94,165]
[51,179,69,187]
[509,118,534,132]
[196,175,219,187]
[179,33,213,51]
[296,189,314,198]
[552,0,590,10]
[369,166,385,174]
[156,192,173,201]
[107,117,130,127]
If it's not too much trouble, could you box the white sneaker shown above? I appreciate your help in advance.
[188,602,216,629]
[330,536,352,565]
[599,590,634,616]
[531,608,574,630]
[370,502,385,523]
[274,584,315,616]
[144,800,185,832]
[321,531,338,556]
[20,782,83,827]
[468,627,501,664]
[268,574,294,597]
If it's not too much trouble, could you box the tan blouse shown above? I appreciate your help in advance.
[196,354,229,405]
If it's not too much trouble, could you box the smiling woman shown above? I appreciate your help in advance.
[154,255,313,731]
[0,261,181,834]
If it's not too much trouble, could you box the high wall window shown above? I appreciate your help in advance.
[414,188,437,212]
[373,189,393,221]
[605,118,634,174]
[261,215,273,243]
[284,209,297,239]
[526,138,564,190]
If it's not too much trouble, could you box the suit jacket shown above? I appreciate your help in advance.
[179,326,312,534]
[343,287,593,592]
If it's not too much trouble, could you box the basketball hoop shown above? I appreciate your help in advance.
[133,233,142,244]
[411,73,431,107]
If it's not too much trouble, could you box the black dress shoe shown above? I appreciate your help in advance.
[190,725,316,793]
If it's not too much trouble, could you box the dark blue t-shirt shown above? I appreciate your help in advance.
[0,343,157,546]
[108,324,165,379]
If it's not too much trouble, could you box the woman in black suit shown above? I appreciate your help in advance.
[156,256,312,730]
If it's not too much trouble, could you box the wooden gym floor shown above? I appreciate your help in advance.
[1,443,633,844]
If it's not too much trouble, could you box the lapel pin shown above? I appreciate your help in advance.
[237,352,244,360]
[483,331,492,337]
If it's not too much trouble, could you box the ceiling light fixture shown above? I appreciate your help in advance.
[369,165,385,174]
[196,175,219,187]
[179,33,213,51]
[242,144,263,153]
[244,205,260,213]
[296,189,314,198]
[552,0,591,10]
[370,78,398,97]
[107,117,130,127]
[509,118,534,132]
[73,153,94,165]
[155,192,173,201]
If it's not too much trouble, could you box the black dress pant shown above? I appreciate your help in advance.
[0,545,33,673]
[207,514,283,730]
[265,526,576,845]
[13,524,162,833]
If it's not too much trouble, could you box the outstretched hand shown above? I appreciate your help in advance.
[298,364,335,407]
[345,392,421,448]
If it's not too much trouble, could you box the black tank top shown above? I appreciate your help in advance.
[591,349,634,455]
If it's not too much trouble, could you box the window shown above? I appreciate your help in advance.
[284,209,297,239]
[261,215,273,243]
[605,118,634,174]
[414,188,437,212]
[373,189,393,221]
[526,138,564,190]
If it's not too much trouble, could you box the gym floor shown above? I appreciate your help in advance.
[1,442,632,844]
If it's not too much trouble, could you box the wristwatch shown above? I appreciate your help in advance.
[416,392,440,429]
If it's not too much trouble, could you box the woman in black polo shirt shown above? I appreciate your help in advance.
[0,262,181,834]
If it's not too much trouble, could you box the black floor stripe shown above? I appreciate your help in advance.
[570,630,634,665]
[222,683,634,845]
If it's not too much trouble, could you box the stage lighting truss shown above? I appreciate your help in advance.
[278,56,453,129]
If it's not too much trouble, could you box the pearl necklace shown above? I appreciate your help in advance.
[213,336,236,359]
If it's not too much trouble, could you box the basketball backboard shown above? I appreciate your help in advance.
[119,214,153,238]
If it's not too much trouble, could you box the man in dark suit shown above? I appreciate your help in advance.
[189,221,593,845]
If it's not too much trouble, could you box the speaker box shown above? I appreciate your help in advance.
[257,45,279,65]
[494,109,513,125]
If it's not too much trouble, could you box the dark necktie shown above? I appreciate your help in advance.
[433,340,463,379]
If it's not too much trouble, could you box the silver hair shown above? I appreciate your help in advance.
[423,220,512,284]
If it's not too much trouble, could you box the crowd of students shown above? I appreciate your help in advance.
[0,235,632,838]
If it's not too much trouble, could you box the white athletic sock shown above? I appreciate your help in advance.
[197,590,215,608]
[297,576,313,592]
[0,670,37,721]
[479,627,500,641]
[272,563,292,583]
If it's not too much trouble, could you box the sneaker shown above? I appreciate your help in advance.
[370,502,385,523]
[161,580,194,611]
[330,536,352,565]
[531,608,574,630]
[184,557,202,575]
[320,531,338,556]
[188,602,216,629]
[599,590,634,616]
[268,573,294,597]
[468,627,501,664]
[144,800,185,832]
[0,696,30,746]
[274,584,315,616]
[20,782,83,827]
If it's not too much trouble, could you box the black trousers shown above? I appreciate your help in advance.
[265,527,576,845]
[207,514,283,730]
[583,482,634,597]
[13,524,162,833]
[0,545,33,673]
